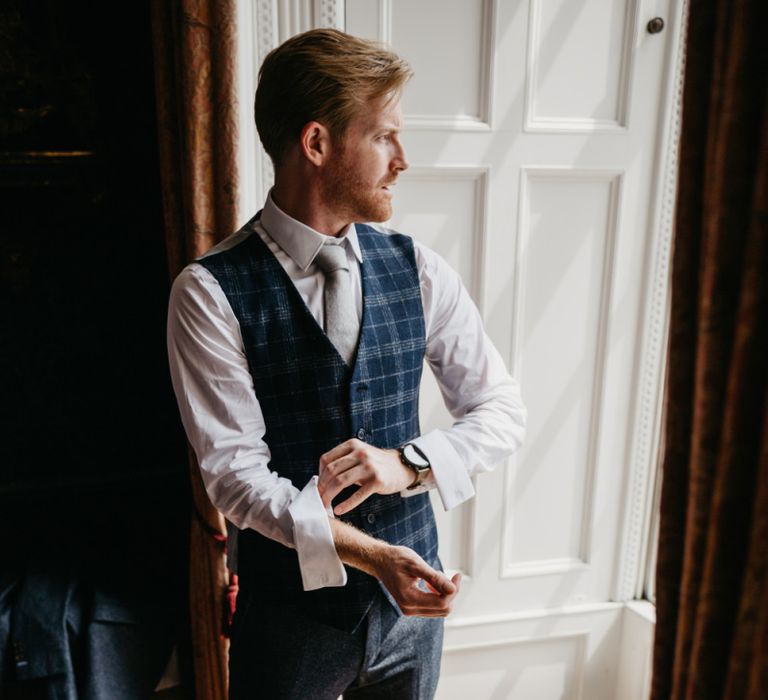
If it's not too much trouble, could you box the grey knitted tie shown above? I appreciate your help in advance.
[314,242,359,366]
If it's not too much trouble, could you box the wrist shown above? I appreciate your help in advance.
[367,541,400,580]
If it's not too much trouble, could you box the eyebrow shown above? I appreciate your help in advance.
[370,123,401,135]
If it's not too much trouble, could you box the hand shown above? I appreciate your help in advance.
[318,438,414,515]
[375,546,461,617]
[329,520,461,617]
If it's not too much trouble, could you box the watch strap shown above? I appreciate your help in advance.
[398,443,431,490]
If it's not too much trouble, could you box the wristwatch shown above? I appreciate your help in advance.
[397,442,431,490]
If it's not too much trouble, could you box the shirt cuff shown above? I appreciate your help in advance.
[288,475,348,591]
[407,431,475,510]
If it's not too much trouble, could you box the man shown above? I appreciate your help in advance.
[167,28,526,699]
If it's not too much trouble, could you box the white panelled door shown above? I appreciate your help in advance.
[347,1,682,698]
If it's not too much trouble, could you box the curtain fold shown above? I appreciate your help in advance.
[652,0,768,698]
[151,2,240,698]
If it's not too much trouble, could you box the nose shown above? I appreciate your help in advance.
[392,137,409,173]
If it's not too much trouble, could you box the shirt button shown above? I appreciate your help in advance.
[357,428,367,440]
[366,513,376,524]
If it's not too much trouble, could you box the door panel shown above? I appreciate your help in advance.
[346,1,679,697]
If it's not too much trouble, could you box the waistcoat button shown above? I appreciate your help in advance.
[357,428,367,440]
[367,513,376,524]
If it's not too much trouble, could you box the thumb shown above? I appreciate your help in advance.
[425,571,462,595]
[418,564,456,596]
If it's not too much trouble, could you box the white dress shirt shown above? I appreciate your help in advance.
[167,193,527,591]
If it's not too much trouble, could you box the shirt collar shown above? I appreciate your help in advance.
[259,190,363,270]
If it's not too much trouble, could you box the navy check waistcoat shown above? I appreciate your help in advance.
[198,214,439,632]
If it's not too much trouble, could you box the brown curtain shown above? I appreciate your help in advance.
[151,2,240,699]
[652,0,768,698]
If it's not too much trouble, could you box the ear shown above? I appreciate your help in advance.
[299,121,332,166]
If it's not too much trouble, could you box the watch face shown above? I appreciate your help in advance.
[403,443,430,469]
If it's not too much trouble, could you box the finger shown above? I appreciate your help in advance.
[399,603,451,617]
[333,482,377,515]
[392,549,456,596]
[399,589,455,616]
[417,578,458,602]
[318,439,359,471]
[318,453,360,490]
[319,465,367,508]
[397,605,446,617]
[409,563,456,596]
[401,609,450,618]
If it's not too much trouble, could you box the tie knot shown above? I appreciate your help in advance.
[314,243,349,274]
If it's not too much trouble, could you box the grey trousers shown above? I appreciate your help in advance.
[229,587,444,700]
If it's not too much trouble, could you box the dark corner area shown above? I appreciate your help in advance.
[1,0,191,696]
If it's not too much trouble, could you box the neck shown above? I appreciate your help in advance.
[271,180,349,237]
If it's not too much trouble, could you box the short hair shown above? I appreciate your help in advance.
[255,28,413,166]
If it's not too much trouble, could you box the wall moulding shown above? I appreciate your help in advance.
[440,631,588,700]
[501,167,624,581]
[396,165,490,310]
[523,0,639,133]
[373,0,496,130]
[612,0,689,603]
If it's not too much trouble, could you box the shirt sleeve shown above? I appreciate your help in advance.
[404,241,527,511]
[167,263,346,591]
